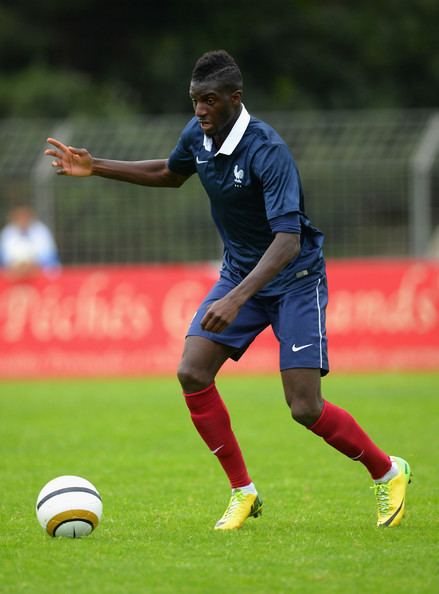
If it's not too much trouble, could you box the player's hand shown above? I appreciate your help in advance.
[44,138,93,176]
[201,295,241,334]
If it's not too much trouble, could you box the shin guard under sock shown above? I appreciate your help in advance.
[309,400,391,479]
[184,383,251,488]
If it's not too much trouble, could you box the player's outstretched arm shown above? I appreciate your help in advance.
[44,137,189,188]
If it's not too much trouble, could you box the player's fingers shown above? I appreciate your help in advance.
[211,321,226,334]
[47,137,69,152]
[68,146,87,155]
[49,157,68,173]
[45,149,64,160]
[202,313,225,333]
[208,322,220,333]
[200,311,212,331]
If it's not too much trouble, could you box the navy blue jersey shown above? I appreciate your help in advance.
[168,106,325,296]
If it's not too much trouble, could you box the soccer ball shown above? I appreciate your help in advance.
[36,475,103,537]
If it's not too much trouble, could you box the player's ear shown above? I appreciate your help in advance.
[230,90,242,105]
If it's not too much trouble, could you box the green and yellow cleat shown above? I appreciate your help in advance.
[373,456,411,527]
[214,489,263,531]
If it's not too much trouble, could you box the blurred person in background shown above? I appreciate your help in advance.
[0,204,60,280]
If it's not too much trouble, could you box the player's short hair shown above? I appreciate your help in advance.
[191,50,243,93]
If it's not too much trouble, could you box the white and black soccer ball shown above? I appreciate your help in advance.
[36,475,103,538]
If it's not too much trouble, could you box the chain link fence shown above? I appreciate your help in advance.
[1,110,438,264]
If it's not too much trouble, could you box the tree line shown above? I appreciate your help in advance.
[0,0,438,117]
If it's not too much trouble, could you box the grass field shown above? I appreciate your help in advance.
[0,373,438,594]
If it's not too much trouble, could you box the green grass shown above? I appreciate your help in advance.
[0,373,438,594]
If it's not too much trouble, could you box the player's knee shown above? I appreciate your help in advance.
[286,391,323,427]
[283,370,323,427]
[290,403,321,427]
[177,361,213,393]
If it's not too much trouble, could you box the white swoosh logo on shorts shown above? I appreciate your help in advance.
[292,343,313,352]
[196,156,209,164]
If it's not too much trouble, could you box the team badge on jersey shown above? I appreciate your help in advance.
[234,164,244,187]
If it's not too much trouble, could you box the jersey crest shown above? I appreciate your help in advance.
[233,164,244,187]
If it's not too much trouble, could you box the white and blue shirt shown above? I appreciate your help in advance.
[0,220,60,269]
[168,105,325,296]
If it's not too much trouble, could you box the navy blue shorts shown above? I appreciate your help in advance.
[187,273,329,375]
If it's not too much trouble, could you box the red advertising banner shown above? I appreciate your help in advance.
[326,260,439,371]
[0,260,438,378]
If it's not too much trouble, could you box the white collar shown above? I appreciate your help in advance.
[203,104,251,155]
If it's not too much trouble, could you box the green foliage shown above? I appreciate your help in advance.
[0,373,438,593]
[0,63,138,118]
[0,1,438,116]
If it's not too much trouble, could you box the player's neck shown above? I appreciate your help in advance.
[212,106,242,150]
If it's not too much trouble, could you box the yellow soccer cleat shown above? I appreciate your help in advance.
[373,456,411,527]
[214,489,263,531]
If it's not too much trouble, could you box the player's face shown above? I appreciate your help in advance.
[189,81,241,138]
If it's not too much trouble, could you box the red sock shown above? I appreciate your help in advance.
[309,400,391,479]
[183,383,251,488]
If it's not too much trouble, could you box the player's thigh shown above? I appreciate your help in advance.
[270,274,329,375]
[281,368,323,425]
[177,336,235,392]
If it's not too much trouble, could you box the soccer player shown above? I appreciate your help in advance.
[45,50,411,530]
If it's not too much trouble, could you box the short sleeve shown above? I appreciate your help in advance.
[269,212,301,234]
[252,143,302,221]
[167,119,197,176]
